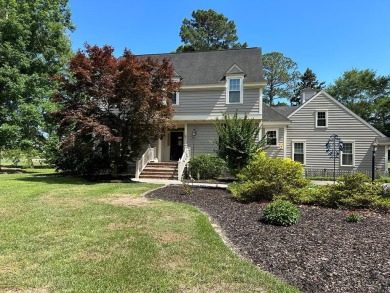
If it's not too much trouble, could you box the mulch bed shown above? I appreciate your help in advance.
[146,185,390,293]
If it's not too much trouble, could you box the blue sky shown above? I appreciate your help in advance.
[68,0,390,85]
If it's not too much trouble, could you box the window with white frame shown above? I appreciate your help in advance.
[293,142,305,164]
[341,142,354,166]
[316,111,328,127]
[227,77,243,104]
[170,92,179,105]
[266,130,278,146]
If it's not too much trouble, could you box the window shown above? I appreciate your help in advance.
[266,130,277,146]
[341,142,354,166]
[227,78,243,104]
[293,142,305,164]
[170,92,179,105]
[316,111,327,127]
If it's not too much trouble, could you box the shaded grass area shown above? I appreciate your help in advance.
[0,171,298,292]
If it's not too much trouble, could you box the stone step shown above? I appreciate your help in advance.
[142,169,177,175]
[139,161,179,180]
[147,162,178,167]
[139,173,178,179]
[143,166,177,171]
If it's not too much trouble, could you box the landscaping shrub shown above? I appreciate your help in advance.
[229,152,309,201]
[345,211,362,223]
[262,200,300,226]
[189,154,225,180]
[314,173,383,209]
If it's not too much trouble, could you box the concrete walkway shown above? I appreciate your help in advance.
[133,178,334,188]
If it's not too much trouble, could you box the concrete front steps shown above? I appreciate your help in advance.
[139,162,178,180]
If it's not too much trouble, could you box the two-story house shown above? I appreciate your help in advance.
[135,48,389,180]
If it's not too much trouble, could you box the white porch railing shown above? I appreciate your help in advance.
[178,145,191,181]
[135,145,156,179]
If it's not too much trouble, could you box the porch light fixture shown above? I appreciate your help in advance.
[192,129,197,137]
[371,138,378,183]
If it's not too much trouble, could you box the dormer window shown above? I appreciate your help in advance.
[226,77,243,104]
[225,64,244,104]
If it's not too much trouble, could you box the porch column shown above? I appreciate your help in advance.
[184,123,188,148]
[283,126,287,158]
[158,138,162,162]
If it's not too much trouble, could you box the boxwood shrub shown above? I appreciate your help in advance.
[189,154,225,180]
[262,200,300,226]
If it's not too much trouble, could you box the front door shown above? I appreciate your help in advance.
[170,132,183,161]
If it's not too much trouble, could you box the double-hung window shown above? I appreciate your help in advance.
[266,130,277,146]
[227,77,243,104]
[293,142,305,164]
[316,111,328,127]
[341,142,354,166]
[170,92,179,105]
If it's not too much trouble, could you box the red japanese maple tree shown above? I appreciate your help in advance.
[52,45,178,175]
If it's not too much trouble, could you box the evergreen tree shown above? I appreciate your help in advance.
[291,68,325,105]
[177,9,247,52]
[263,52,299,106]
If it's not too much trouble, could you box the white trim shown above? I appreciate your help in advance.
[226,76,244,104]
[172,91,179,105]
[172,114,262,121]
[288,90,386,137]
[259,88,263,114]
[262,121,290,126]
[385,145,388,171]
[292,140,306,165]
[157,139,162,161]
[340,141,355,167]
[225,63,244,75]
[265,128,278,146]
[184,123,188,147]
[283,126,287,158]
[315,110,328,128]
[180,81,266,91]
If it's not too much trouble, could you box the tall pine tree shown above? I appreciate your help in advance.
[291,68,325,105]
[177,9,247,52]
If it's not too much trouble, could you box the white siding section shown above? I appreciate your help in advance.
[287,92,387,171]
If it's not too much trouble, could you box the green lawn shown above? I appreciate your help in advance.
[0,171,299,293]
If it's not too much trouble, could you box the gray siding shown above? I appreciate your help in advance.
[287,92,386,171]
[187,123,218,156]
[262,127,285,158]
[173,88,260,119]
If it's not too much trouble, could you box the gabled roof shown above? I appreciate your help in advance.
[137,48,265,85]
[262,103,291,122]
[287,90,387,138]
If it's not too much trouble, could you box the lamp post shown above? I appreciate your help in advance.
[192,129,197,157]
[371,138,378,183]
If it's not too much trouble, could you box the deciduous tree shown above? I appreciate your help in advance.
[327,69,390,136]
[177,9,247,52]
[52,45,179,175]
[0,0,74,161]
[263,52,299,106]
